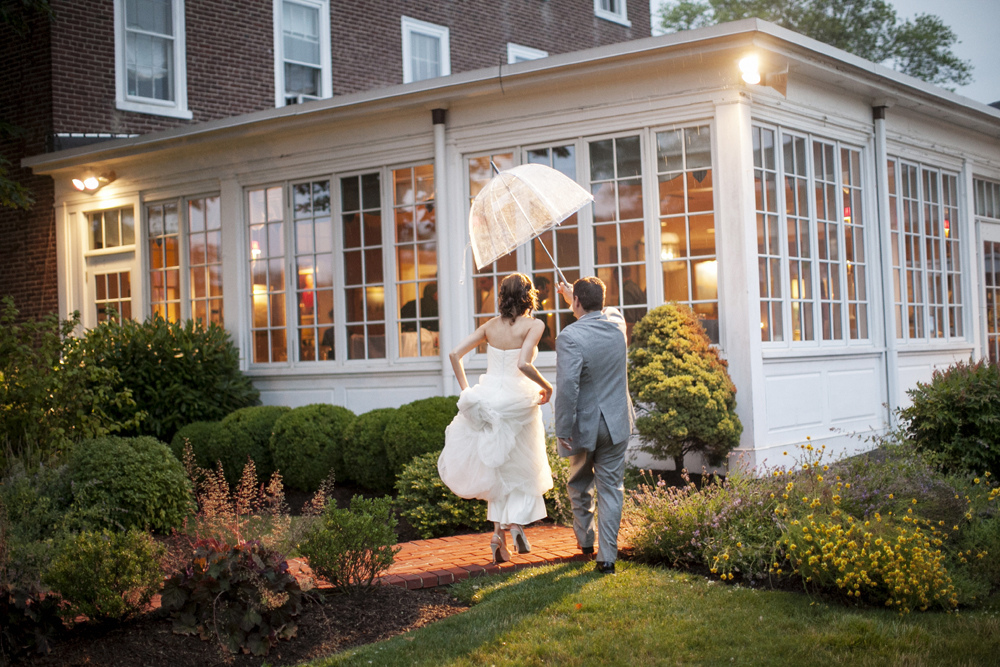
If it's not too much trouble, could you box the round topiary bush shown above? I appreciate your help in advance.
[207,406,290,486]
[269,404,355,492]
[902,359,1000,477]
[341,407,397,493]
[69,435,194,532]
[169,420,220,468]
[394,451,489,539]
[383,396,459,477]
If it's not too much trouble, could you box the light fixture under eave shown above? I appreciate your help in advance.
[71,170,117,193]
[738,55,788,97]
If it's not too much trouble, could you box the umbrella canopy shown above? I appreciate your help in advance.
[469,163,593,271]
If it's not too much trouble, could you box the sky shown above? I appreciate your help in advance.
[648,0,1000,105]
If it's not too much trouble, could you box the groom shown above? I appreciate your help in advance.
[555,277,635,574]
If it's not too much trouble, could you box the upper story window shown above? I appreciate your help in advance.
[507,43,548,64]
[88,206,136,251]
[114,0,191,119]
[401,16,450,84]
[594,0,630,26]
[274,0,331,107]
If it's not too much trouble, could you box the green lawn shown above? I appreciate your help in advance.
[307,562,1000,666]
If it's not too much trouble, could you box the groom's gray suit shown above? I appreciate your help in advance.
[555,306,635,564]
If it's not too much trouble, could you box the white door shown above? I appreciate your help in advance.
[981,222,1000,363]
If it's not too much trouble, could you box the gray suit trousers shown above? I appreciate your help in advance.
[566,415,628,563]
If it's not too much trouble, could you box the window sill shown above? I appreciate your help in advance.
[594,9,631,27]
[84,245,136,258]
[116,99,193,120]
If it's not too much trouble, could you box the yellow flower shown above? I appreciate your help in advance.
[889,494,894,499]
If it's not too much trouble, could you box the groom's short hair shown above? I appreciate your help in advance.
[574,277,605,312]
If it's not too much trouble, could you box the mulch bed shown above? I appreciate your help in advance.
[11,585,468,667]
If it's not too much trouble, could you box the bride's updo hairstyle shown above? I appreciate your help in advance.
[498,273,538,322]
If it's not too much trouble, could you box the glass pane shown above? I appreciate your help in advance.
[616,136,641,178]
[121,208,135,245]
[662,260,688,301]
[589,139,614,181]
[656,130,683,173]
[685,126,712,170]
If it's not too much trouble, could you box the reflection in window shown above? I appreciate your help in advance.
[188,196,223,326]
[393,164,438,358]
[889,158,962,341]
[984,239,1000,363]
[248,186,288,363]
[88,206,136,251]
[753,126,782,342]
[527,145,579,350]
[343,173,386,360]
[95,271,132,322]
[656,125,718,343]
[147,201,180,321]
[293,180,333,361]
[590,135,646,340]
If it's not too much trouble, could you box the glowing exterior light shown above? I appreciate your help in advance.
[739,56,760,84]
[83,177,99,190]
[72,178,86,191]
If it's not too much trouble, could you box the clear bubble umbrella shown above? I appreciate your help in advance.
[469,163,593,282]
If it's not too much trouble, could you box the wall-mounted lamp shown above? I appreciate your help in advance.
[71,171,117,193]
[738,55,788,96]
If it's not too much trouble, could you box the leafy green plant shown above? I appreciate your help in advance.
[543,436,573,527]
[628,303,742,472]
[342,407,397,493]
[169,420,219,467]
[901,359,1000,477]
[269,404,354,492]
[44,529,164,623]
[160,538,303,656]
[0,297,140,471]
[394,451,489,539]
[298,495,400,591]
[76,314,259,444]
[383,396,458,477]
[69,435,194,533]
[208,406,289,486]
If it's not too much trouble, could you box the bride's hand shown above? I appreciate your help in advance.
[538,385,552,405]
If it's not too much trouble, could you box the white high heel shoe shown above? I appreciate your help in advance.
[510,524,531,554]
[490,524,511,563]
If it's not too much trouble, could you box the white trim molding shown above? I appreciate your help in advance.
[594,0,630,27]
[507,43,548,64]
[401,16,450,84]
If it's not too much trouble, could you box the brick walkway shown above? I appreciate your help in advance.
[289,523,591,591]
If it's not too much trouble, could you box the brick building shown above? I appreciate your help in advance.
[1,0,650,320]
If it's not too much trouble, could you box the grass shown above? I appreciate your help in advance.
[308,562,1000,666]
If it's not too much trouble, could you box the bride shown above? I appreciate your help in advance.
[438,273,554,563]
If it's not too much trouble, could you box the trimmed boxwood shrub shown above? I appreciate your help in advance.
[76,314,260,444]
[169,420,220,468]
[902,359,1000,477]
[383,396,459,477]
[394,451,489,539]
[269,404,355,492]
[69,436,194,533]
[341,407,397,493]
[207,406,290,486]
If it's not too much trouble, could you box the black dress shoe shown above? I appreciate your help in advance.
[596,561,616,574]
[581,546,595,555]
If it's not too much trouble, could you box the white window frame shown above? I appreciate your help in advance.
[594,0,630,27]
[113,0,191,119]
[506,43,548,64]
[401,16,450,84]
[273,0,332,108]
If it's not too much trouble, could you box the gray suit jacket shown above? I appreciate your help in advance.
[554,307,635,454]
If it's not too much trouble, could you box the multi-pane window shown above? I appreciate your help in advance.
[393,164,438,358]
[248,187,288,363]
[277,0,330,106]
[590,135,647,337]
[188,196,223,326]
[95,271,132,322]
[125,0,175,101]
[888,158,963,340]
[752,124,870,344]
[656,125,718,343]
[976,178,1000,363]
[147,201,180,321]
[594,0,629,24]
[401,17,450,83]
[292,180,334,361]
[342,173,386,360]
[469,152,516,340]
[88,206,136,251]
[976,178,1000,218]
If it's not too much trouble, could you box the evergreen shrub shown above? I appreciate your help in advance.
[628,303,742,472]
[269,404,355,492]
[169,421,219,468]
[394,451,489,539]
[341,407,396,493]
[208,406,290,486]
[901,359,1000,476]
[44,529,164,622]
[69,436,194,533]
[77,314,259,444]
[383,396,458,476]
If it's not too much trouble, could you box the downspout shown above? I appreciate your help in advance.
[432,108,453,395]
[872,105,899,427]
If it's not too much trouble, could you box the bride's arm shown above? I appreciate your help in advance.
[449,321,490,391]
[517,319,553,404]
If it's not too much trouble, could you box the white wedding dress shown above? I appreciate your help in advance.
[438,345,553,525]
